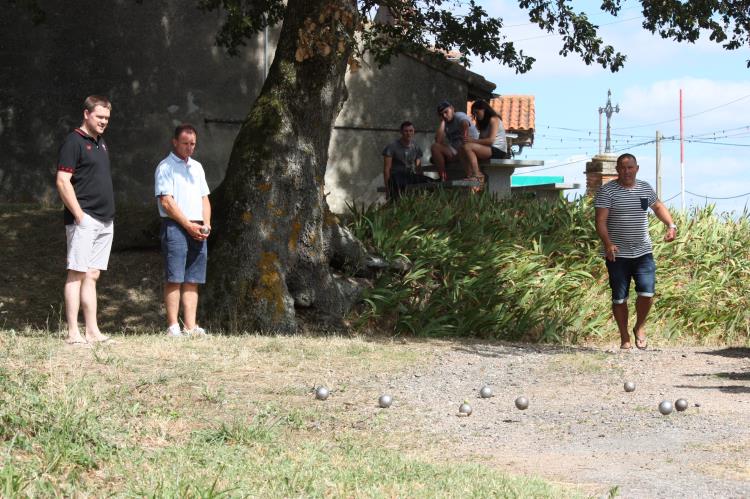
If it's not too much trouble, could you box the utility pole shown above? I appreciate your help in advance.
[655,131,662,199]
[598,89,620,154]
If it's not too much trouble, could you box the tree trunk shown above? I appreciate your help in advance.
[203,0,361,333]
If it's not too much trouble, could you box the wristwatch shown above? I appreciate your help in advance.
[668,223,677,230]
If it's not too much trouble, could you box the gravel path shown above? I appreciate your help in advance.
[373,342,750,498]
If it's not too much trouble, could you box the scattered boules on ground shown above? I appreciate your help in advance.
[624,381,636,392]
[515,396,529,410]
[315,386,330,400]
[459,401,472,416]
[675,398,688,411]
[378,394,393,408]
[659,400,673,415]
[479,386,493,398]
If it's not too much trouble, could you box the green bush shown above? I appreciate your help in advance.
[349,191,750,344]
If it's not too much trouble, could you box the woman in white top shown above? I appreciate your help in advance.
[461,99,509,185]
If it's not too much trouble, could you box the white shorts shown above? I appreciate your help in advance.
[65,213,114,272]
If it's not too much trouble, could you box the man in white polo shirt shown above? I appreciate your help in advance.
[155,124,211,337]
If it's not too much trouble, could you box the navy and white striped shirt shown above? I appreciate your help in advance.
[594,179,658,258]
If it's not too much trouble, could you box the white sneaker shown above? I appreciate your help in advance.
[183,326,207,337]
[166,324,183,337]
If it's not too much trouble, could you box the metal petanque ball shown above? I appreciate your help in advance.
[479,386,493,398]
[658,400,673,415]
[675,398,689,412]
[378,394,393,408]
[200,226,210,235]
[315,386,330,400]
[459,401,473,416]
[515,396,529,410]
[624,381,636,393]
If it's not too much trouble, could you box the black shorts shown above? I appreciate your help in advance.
[491,147,509,159]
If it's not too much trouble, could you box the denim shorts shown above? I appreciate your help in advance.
[604,253,656,304]
[160,219,207,283]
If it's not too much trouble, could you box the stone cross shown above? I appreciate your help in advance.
[599,89,620,153]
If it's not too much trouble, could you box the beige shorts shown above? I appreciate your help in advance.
[65,213,114,272]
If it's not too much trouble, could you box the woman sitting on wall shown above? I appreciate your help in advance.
[461,99,509,186]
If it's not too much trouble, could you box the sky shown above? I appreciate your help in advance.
[469,0,750,215]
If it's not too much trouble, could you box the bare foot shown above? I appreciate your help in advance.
[633,328,648,350]
[85,331,111,343]
[65,332,86,344]
[64,336,91,348]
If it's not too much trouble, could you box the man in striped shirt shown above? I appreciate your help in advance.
[594,153,677,350]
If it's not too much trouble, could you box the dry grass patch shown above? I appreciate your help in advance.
[0,331,579,497]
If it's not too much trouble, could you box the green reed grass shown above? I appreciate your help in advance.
[349,191,750,344]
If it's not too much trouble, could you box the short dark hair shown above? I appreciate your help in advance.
[437,101,452,113]
[617,153,637,166]
[400,121,414,131]
[83,95,111,112]
[174,123,197,139]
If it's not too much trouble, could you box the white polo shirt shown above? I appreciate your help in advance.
[154,152,210,221]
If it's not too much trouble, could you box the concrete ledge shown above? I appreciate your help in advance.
[511,182,581,192]
[376,179,480,193]
[421,159,544,173]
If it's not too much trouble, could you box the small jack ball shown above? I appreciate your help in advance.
[515,396,529,410]
[378,394,393,408]
[479,386,493,398]
[675,398,688,411]
[624,381,636,392]
[315,386,329,400]
[659,400,673,415]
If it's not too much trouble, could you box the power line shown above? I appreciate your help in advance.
[538,124,750,142]
[613,94,750,130]
[686,190,750,200]
[682,139,750,147]
[513,157,589,175]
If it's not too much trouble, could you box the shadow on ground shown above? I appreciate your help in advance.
[1,204,163,331]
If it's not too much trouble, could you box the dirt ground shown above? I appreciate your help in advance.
[364,341,750,498]
[0,204,164,331]
[3,206,750,497]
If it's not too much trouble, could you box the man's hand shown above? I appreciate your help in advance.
[605,243,619,262]
[186,222,208,241]
[664,226,677,242]
[439,168,447,182]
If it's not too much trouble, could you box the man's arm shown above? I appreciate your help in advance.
[202,195,211,233]
[56,171,84,224]
[434,120,446,145]
[460,119,470,143]
[383,155,392,186]
[651,200,677,242]
[159,195,206,241]
[595,207,618,261]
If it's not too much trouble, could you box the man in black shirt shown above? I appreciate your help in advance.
[55,95,115,346]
